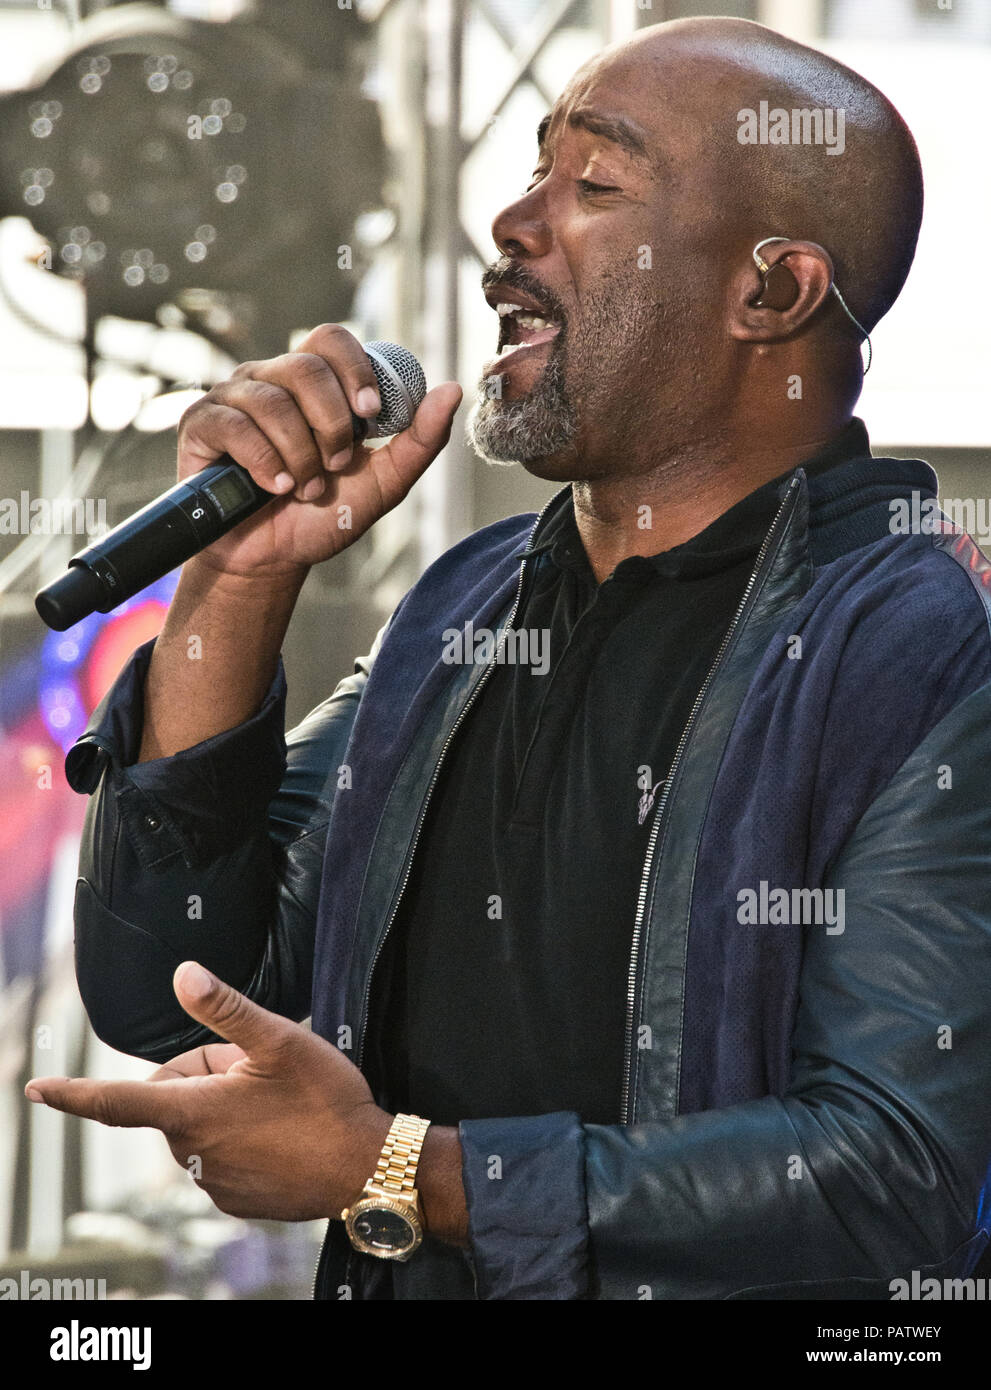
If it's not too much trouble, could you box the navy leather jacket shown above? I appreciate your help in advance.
[67,431,991,1299]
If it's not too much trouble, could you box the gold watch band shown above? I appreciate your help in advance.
[372,1113,431,1195]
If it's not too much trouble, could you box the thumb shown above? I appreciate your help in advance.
[173,961,290,1058]
[376,380,462,497]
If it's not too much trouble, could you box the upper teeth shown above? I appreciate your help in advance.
[496,301,553,329]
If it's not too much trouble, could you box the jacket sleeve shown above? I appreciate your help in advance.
[458,679,991,1299]
[68,622,388,1064]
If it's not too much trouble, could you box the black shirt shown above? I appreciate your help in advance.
[365,424,866,1127]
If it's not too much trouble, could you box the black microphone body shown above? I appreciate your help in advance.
[35,341,426,632]
[36,459,287,631]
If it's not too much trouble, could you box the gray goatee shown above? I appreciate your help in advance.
[466,339,578,467]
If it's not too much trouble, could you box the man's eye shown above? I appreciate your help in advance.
[521,175,619,196]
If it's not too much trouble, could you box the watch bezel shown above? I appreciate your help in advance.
[343,1186,424,1262]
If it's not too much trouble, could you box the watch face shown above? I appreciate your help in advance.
[352,1206,416,1254]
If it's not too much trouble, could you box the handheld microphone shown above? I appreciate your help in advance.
[35,342,426,632]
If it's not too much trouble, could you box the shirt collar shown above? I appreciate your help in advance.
[525,417,872,581]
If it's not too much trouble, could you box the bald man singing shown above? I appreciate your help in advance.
[32,18,991,1300]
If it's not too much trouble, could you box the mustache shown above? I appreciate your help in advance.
[481,259,568,327]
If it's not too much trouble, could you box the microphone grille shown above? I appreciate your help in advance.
[364,341,427,437]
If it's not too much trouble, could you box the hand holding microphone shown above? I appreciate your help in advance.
[36,325,463,629]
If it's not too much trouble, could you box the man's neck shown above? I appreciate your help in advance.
[571,424,854,584]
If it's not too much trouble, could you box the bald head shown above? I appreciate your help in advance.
[472,16,924,486]
[585,17,924,333]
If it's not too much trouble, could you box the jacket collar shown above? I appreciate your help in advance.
[520,417,938,574]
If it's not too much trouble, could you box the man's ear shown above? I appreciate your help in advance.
[729,240,836,343]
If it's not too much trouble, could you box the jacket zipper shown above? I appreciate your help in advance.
[619,474,802,1126]
[352,492,558,1073]
[314,491,559,1300]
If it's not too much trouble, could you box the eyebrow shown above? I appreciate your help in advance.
[536,109,652,164]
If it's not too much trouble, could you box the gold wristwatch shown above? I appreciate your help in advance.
[342,1113,431,1261]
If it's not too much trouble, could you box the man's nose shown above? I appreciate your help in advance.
[491,187,552,260]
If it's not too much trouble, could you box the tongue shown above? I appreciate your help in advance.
[517,323,560,347]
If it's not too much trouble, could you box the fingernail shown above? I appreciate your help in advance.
[356,387,380,416]
[329,449,352,471]
[179,962,214,1000]
[25,1086,43,1103]
[301,476,325,502]
[273,471,294,493]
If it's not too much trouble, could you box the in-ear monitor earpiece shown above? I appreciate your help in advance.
[750,236,873,373]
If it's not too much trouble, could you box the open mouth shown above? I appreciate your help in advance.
[495,302,562,356]
[482,286,563,377]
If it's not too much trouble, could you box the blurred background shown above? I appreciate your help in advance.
[0,0,987,1299]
